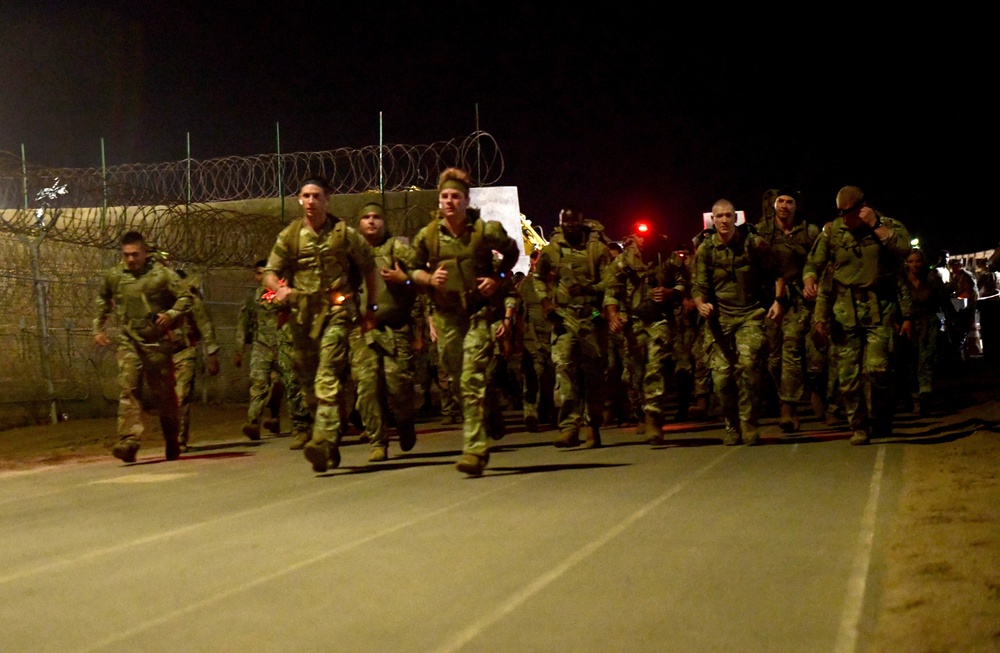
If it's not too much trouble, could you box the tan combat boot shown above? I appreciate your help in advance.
[645,413,664,445]
[583,427,602,449]
[778,403,799,433]
[553,428,581,448]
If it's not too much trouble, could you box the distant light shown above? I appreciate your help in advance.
[636,222,650,234]
[910,238,920,247]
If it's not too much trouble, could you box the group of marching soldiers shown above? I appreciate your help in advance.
[98,171,951,475]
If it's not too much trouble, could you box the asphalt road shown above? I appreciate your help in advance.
[0,420,898,653]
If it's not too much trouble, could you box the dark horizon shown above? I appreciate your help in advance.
[1,4,990,255]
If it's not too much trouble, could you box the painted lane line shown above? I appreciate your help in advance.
[75,475,533,653]
[833,445,887,653]
[432,448,736,653]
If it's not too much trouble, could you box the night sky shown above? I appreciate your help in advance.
[1,3,988,253]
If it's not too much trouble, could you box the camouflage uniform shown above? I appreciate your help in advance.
[352,234,420,455]
[172,285,219,450]
[516,269,554,429]
[804,214,911,440]
[412,293,438,415]
[534,224,615,446]
[902,270,947,410]
[94,258,192,458]
[606,238,688,435]
[692,225,775,442]
[756,217,824,413]
[410,208,519,459]
[235,285,283,432]
[278,320,312,441]
[264,214,375,464]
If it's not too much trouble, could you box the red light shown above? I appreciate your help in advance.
[636,222,650,234]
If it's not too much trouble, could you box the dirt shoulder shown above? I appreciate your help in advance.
[2,390,999,651]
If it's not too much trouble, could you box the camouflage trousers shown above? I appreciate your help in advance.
[521,323,554,422]
[350,324,416,449]
[621,321,645,420]
[906,314,940,398]
[551,309,608,431]
[831,321,896,434]
[433,308,498,456]
[287,308,355,446]
[115,339,180,446]
[706,309,765,428]
[677,314,712,400]
[765,298,827,404]
[638,318,674,419]
[173,346,198,446]
[278,322,311,433]
[432,312,463,420]
[246,340,280,424]
[606,326,633,421]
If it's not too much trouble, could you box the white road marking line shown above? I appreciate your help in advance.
[432,448,736,653]
[834,445,886,653]
[0,474,370,586]
[76,476,533,653]
[91,473,194,484]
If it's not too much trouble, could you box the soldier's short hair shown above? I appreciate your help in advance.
[121,231,145,246]
[299,175,331,194]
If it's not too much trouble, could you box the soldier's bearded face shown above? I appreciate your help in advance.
[121,243,147,271]
[774,195,796,221]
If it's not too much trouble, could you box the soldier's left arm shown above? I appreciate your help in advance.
[191,294,220,355]
[163,268,194,323]
[873,213,911,259]
[484,221,521,278]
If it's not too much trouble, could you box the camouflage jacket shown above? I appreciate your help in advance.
[805,214,911,328]
[605,237,688,323]
[359,235,420,329]
[264,214,375,336]
[692,225,776,319]
[171,288,219,354]
[94,259,193,344]
[235,285,281,348]
[533,225,614,311]
[755,217,820,299]
[410,207,520,313]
